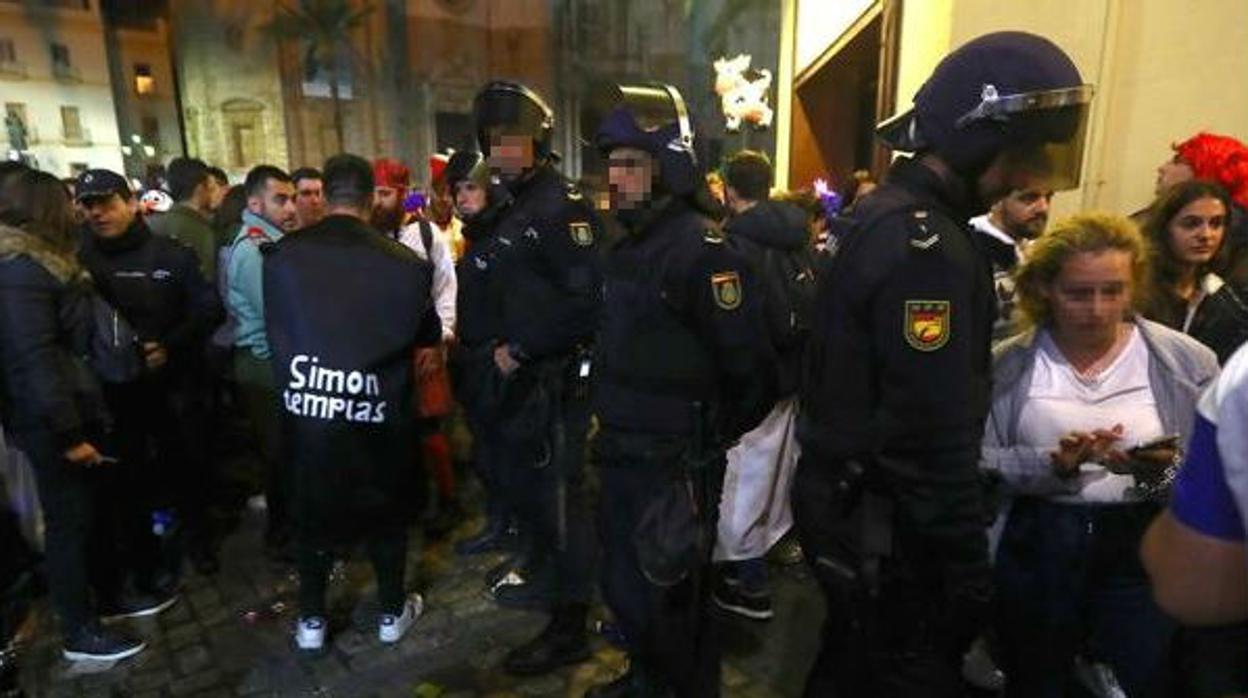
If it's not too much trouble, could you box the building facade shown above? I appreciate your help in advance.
[105,13,185,182]
[775,0,1248,217]
[0,0,126,178]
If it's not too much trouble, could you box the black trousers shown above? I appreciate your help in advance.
[791,456,991,698]
[298,527,408,617]
[105,372,213,556]
[496,388,595,606]
[233,350,289,541]
[596,430,721,698]
[19,432,143,632]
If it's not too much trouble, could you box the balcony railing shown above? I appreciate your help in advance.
[52,63,81,83]
[63,126,92,146]
[0,59,28,79]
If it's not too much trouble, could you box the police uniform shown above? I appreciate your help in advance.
[452,181,516,553]
[794,30,1095,697]
[794,156,996,697]
[594,197,774,698]
[485,162,602,618]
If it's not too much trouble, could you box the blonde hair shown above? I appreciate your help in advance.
[1013,212,1152,327]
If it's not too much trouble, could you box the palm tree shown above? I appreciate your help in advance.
[267,0,374,151]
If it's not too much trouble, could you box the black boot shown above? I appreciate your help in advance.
[503,603,591,675]
[454,515,513,555]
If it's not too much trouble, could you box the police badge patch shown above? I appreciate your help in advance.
[711,271,742,310]
[904,300,951,351]
[569,222,594,247]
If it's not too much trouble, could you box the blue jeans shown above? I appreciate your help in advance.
[995,498,1173,698]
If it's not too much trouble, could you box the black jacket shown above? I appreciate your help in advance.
[78,218,223,374]
[595,197,775,440]
[263,214,439,545]
[489,165,603,361]
[0,225,107,451]
[725,199,810,395]
[798,156,996,478]
[1146,274,1248,364]
[455,193,511,351]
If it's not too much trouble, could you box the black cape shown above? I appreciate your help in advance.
[263,214,438,544]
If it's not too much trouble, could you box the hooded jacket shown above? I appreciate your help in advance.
[0,224,107,451]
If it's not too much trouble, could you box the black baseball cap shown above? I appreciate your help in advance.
[74,169,132,203]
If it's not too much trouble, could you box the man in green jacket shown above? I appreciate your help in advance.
[148,157,221,282]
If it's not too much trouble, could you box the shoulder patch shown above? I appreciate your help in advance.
[569,221,594,247]
[904,300,951,351]
[711,271,742,310]
[245,226,268,242]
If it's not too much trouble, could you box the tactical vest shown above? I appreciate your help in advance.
[595,220,719,435]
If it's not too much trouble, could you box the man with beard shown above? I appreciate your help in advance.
[393,158,460,534]
[227,165,299,561]
[371,159,412,240]
[794,32,1095,696]
[969,185,1054,341]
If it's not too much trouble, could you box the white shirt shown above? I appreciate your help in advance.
[1016,327,1165,503]
[969,214,1021,252]
[398,220,457,342]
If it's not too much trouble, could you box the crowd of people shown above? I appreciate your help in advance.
[2,28,1248,698]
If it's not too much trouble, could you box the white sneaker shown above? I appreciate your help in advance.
[378,594,423,644]
[294,616,326,651]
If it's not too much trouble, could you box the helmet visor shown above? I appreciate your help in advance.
[1002,100,1093,191]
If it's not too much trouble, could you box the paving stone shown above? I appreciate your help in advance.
[167,622,203,650]
[127,668,173,692]
[169,668,222,696]
[722,662,750,688]
[516,673,565,696]
[177,644,214,675]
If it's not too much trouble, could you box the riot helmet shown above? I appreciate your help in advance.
[473,81,555,161]
[877,31,1093,191]
[444,149,486,194]
[584,81,699,197]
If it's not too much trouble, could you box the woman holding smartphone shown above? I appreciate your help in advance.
[981,213,1218,696]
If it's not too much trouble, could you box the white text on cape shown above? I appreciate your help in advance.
[282,354,387,424]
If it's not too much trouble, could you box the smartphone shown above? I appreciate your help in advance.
[1128,434,1180,455]
[96,454,121,465]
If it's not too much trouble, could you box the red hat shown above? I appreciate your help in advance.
[429,152,451,186]
[373,158,410,190]
[1174,132,1248,208]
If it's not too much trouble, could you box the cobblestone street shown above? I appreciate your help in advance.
[16,503,822,698]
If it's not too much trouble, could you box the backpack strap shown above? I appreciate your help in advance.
[419,220,434,260]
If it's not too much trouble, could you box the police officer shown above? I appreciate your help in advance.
[447,149,519,558]
[793,32,1094,697]
[585,82,775,698]
[471,81,603,676]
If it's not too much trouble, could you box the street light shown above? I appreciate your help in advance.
[120,132,158,180]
